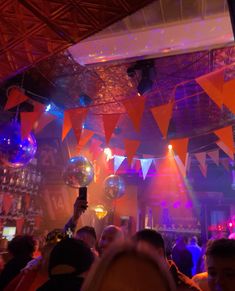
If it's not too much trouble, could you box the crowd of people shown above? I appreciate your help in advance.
[0,197,233,291]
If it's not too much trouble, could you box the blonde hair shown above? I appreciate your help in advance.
[82,242,176,291]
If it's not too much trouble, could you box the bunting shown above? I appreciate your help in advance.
[34,113,56,134]
[195,152,207,176]
[4,87,28,111]
[68,108,88,144]
[214,126,234,158]
[150,101,174,138]
[199,164,208,178]
[216,141,234,160]
[207,150,219,166]
[102,114,121,144]
[122,95,146,131]
[220,158,230,171]
[170,138,189,165]
[20,111,42,139]
[223,79,235,115]
[196,69,224,108]
[62,111,72,141]
[124,139,140,165]
[114,155,126,173]
[140,158,153,180]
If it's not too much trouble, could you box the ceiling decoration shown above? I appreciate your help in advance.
[0,0,155,82]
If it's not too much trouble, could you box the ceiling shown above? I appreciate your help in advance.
[0,0,235,158]
[0,0,154,82]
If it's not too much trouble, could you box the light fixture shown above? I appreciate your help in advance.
[104,147,113,161]
[94,205,108,220]
[168,144,173,150]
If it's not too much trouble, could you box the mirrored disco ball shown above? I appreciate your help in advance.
[63,156,94,188]
[0,122,37,168]
[104,174,125,199]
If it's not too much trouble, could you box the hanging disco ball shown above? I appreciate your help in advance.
[63,156,94,188]
[0,122,37,168]
[104,174,125,200]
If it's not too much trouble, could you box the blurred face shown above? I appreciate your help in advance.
[99,254,169,291]
[99,228,123,255]
[207,255,235,291]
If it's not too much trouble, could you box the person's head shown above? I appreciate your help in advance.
[133,229,165,258]
[49,238,94,277]
[206,238,235,291]
[98,225,124,255]
[8,235,35,258]
[76,226,97,249]
[190,236,198,245]
[82,243,176,291]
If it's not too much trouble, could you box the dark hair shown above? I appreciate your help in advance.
[133,229,165,252]
[8,235,35,257]
[49,238,94,276]
[76,226,97,240]
[206,238,235,258]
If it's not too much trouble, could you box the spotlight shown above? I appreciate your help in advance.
[168,144,173,150]
[45,104,52,112]
[104,148,113,161]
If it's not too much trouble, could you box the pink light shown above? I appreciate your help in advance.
[229,222,233,228]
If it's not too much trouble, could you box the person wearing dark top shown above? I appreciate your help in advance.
[133,229,201,291]
[37,238,94,291]
[0,235,35,290]
[172,236,194,278]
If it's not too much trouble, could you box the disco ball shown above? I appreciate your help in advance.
[0,122,37,168]
[104,175,125,199]
[63,156,94,188]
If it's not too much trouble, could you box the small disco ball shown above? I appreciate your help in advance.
[63,156,94,188]
[0,122,37,168]
[104,174,125,200]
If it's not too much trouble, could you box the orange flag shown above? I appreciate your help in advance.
[62,111,72,141]
[223,79,235,114]
[124,139,140,165]
[216,140,234,160]
[4,87,28,111]
[196,69,224,108]
[34,113,56,133]
[195,152,206,169]
[199,164,208,178]
[102,114,121,144]
[150,101,174,138]
[68,108,88,144]
[122,95,145,131]
[170,138,189,165]
[214,126,234,155]
[207,149,219,166]
[77,129,94,153]
[20,111,42,139]
[220,158,230,171]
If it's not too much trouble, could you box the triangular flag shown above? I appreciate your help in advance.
[114,155,125,173]
[170,138,189,165]
[150,101,174,138]
[216,141,234,160]
[62,111,72,141]
[174,155,187,177]
[34,113,56,133]
[68,108,88,144]
[195,152,206,169]
[140,158,153,180]
[4,87,28,111]
[134,159,142,171]
[16,217,25,235]
[214,126,234,155]
[3,194,13,214]
[207,150,219,166]
[102,114,121,144]
[223,79,235,114]
[196,69,224,108]
[199,164,207,177]
[20,111,41,139]
[220,158,230,171]
[122,95,145,131]
[77,129,94,153]
[124,139,140,165]
[33,102,46,114]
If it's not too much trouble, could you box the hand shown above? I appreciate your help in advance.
[73,197,88,221]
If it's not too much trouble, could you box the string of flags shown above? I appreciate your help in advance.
[3,64,235,177]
